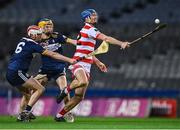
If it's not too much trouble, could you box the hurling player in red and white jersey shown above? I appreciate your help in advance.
[55,9,129,122]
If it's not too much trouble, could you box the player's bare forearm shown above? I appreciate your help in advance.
[106,36,124,46]
[93,56,101,65]
[97,33,129,49]
[42,50,75,64]
[66,38,77,46]
[93,56,107,72]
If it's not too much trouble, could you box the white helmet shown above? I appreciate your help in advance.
[27,25,42,37]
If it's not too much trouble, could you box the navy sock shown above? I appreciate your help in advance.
[25,105,32,112]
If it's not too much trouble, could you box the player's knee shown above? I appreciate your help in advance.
[36,85,45,94]
[23,89,31,99]
[40,86,45,93]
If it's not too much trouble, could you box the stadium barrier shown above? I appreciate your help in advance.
[0,98,150,117]
[150,99,177,118]
[1,97,175,118]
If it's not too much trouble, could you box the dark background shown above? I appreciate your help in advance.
[0,0,180,116]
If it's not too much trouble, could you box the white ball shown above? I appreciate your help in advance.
[155,19,160,24]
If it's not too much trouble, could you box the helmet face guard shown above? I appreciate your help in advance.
[27,25,42,42]
[38,18,54,34]
[27,25,42,37]
[38,18,53,28]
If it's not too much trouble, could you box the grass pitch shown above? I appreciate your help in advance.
[0,116,180,129]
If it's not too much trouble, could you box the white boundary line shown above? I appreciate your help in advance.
[0,128,179,130]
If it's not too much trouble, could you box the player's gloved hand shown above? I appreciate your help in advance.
[97,62,108,72]
[121,41,130,49]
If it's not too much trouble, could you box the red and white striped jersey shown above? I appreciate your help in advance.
[73,23,100,64]
[71,23,100,73]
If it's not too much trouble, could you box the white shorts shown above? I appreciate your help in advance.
[68,62,91,79]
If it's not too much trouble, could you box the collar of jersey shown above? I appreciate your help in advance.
[22,37,39,44]
[85,23,94,27]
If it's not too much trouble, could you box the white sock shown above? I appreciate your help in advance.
[56,113,63,118]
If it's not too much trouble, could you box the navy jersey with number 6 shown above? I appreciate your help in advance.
[40,33,67,71]
[8,37,45,72]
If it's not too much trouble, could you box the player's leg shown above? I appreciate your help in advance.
[17,74,48,121]
[26,74,48,110]
[55,85,88,122]
[56,68,89,104]
[17,77,45,122]
[17,90,36,121]
[55,70,89,121]
[20,77,45,112]
[19,90,31,113]
[69,69,89,90]
[56,75,75,122]
[6,70,44,121]
[34,74,48,86]
[64,84,87,112]
[18,75,47,117]
[22,73,48,114]
[17,90,31,121]
[56,75,70,104]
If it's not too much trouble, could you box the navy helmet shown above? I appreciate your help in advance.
[81,9,97,21]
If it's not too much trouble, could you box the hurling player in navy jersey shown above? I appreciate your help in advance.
[6,25,76,122]
[34,18,77,121]
[36,18,76,98]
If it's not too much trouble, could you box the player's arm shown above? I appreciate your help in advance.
[66,38,77,46]
[42,50,76,64]
[97,33,129,49]
[32,43,76,64]
[62,35,77,46]
[93,56,107,72]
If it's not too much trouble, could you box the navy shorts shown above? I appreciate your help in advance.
[6,69,30,87]
[38,68,66,81]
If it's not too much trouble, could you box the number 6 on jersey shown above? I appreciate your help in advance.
[15,42,25,53]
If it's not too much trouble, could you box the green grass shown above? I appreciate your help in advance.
[0,116,180,129]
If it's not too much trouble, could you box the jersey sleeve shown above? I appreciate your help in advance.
[88,27,101,39]
[56,34,67,44]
